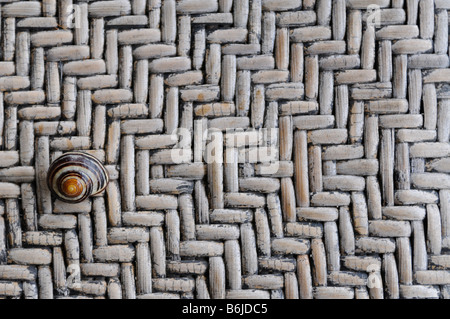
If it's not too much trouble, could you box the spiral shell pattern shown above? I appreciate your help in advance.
[47,152,109,203]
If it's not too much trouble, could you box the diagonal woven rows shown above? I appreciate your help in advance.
[0,0,449,299]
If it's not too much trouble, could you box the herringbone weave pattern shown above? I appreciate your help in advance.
[0,0,449,299]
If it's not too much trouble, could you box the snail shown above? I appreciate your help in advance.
[47,152,109,203]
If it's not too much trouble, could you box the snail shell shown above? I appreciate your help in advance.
[47,152,109,203]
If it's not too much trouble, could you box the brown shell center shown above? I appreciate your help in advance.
[61,178,83,197]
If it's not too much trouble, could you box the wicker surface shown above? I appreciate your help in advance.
[0,0,449,299]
